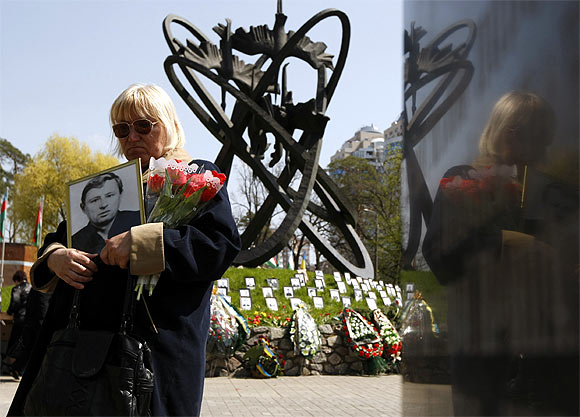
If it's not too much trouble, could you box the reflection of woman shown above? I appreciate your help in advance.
[423,92,577,415]
[9,84,241,416]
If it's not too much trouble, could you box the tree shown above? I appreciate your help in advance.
[11,134,120,243]
[326,154,403,284]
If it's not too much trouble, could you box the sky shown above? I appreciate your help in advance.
[0,0,403,169]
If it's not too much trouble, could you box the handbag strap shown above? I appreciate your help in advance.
[67,258,136,333]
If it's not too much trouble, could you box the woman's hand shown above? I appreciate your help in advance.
[100,231,132,269]
[47,248,98,289]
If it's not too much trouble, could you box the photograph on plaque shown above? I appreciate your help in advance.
[315,278,325,290]
[315,270,324,278]
[341,297,352,308]
[244,277,256,289]
[307,287,316,298]
[290,297,302,310]
[265,297,278,311]
[365,297,378,310]
[379,290,388,299]
[240,297,252,310]
[383,297,391,306]
[217,287,228,297]
[216,278,229,290]
[344,272,351,284]
[368,291,377,300]
[329,289,340,301]
[361,283,369,293]
[406,283,415,293]
[262,287,274,298]
[386,284,396,297]
[290,277,301,289]
[313,296,324,309]
[351,280,360,290]
[354,289,363,301]
[333,272,342,282]
[283,286,294,298]
[266,278,279,290]
[239,288,251,298]
[407,292,414,300]
[67,160,145,253]
[395,285,402,296]
[337,281,347,294]
[356,276,363,283]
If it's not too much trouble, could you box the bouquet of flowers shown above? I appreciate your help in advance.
[207,291,250,358]
[289,305,321,358]
[243,336,284,378]
[372,309,402,364]
[135,157,226,299]
[341,308,388,374]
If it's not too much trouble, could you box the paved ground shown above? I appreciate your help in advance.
[0,374,452,416]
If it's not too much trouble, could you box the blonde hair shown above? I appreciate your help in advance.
[110,84,185,157]
[477,91,555,166]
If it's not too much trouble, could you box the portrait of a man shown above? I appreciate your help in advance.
[67,161,144,254]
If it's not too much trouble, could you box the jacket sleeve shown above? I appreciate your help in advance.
[422,165,502,285]
[131,160,241,283]
[29,222,68,293]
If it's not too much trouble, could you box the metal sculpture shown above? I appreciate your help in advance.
[402,20,476,268]
[162,1,374,277]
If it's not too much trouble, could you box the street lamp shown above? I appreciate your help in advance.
[362,207,379,280]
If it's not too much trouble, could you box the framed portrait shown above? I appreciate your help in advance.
[290,277,301,289]
[283,286,294,298]
[289,297,302,310]
[333,272,342,282]
[216,278,229,290]
[329,289,340,301]
[368,291,377,300]
[337,281,347,294]
[265,297,278,311]
[351,280,360,290]
[365,297,378,310]
[244,277,256,289]
[313,296,324,309]
[354,289,363,301]
[67,160,145,253]
[361,283,369,293]
[315,270,324,278]
[267,278,279,290]
[307,287,316,298]
[217,287,228,297]
[315,278,325,290]
[262,287,274,298]
[240,297,252,311]
[379,290,388,299]
[382,297,391,306]
[341,297,352,308]
[239,288,251,298]
[344,272,351,285]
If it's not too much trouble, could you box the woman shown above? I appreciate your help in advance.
[4,270,32,379]
[422,91,573,415]
[8,84,241,416]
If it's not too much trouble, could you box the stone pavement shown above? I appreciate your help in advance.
[0,374,452,416]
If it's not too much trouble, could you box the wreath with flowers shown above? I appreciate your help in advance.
[243,336,285,378]
[207,293,250,358]
[372,309,402,364]
[341,308,383,359]
[289,305,322,358]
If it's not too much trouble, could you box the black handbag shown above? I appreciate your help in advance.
[24,273,154,416]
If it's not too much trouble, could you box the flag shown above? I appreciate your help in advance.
[0,191,6,242]
[265,256,278,269]
[33,196,44,246]
[300,253,306,271]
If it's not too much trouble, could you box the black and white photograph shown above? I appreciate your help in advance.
[262,287,274,298]
[368,291,377,300]
[383,297,391,306]
[329,289,340,301]
[341,297,351,308]
[283,286,294,298]
[315,278,325,291]
[307,287,316,298]
[344,272,351,285]
[239,288,251,298]
[351,280,360,290]
[290,297,302,310]
[333,272,342,282]
[315,270,324,278]
[244,277,256,289]
[379,290,388,299]
[312,296,324,309]
[337,281,347,294]
[290,277,301,289]
[354,289,363,301]
[240,297,252,311]
[216,278,229,291]
[365,297,377,311]
[266,278,279,290]
[67,160,145,253]
[265,297,278,311]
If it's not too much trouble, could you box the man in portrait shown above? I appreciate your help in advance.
[72,172,141,254]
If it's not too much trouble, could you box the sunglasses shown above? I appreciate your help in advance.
[112,119,158,138]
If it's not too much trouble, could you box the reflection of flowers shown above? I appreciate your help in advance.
[372,309,402,363]
[341,308,383,358]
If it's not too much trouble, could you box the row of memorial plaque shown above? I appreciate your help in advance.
[215,271,407,312]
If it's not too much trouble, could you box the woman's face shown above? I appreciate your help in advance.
[118,114,167,168]
[498,129,548,166]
